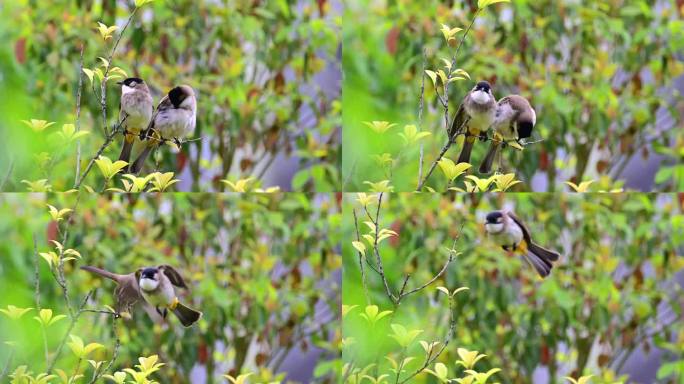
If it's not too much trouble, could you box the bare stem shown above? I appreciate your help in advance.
[33,235,49,368]
[370,193,397,303]
[398,295,457,384]
[74,44,85,185]
[415,138,455,191]
[74,118,126,189]
[0,158,14,192]
[46,291,93,374]
[353,208,371,305]
[416,49,427,189]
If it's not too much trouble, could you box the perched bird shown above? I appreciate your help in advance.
[80,265,146,317]
[130,85,197,174]
[449,81,497,165]
[116,78,154,170]
[483,211,560,278]
[479,95,536,174]
[138,265,202,327]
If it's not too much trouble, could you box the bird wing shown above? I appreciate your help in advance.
[448,96,469,139]
[159,265,188,289]
[507,211,532,244]
[141,94,171,138]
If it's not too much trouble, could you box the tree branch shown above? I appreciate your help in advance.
[416,48,427,190]
[74,44,85,185]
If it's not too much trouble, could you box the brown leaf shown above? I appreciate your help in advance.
[385,26,399,55]
[14,38,26,64]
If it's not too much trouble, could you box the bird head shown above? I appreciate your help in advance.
[139,267,160,291]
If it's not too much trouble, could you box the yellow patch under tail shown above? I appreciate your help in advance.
[168,297,180,310]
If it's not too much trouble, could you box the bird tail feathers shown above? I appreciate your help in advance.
[172,302,202,327]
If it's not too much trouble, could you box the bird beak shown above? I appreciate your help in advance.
[116,81,123,85]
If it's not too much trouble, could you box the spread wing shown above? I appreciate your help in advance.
[114,273,144,313]
[507,211,532,244]
[159,265,188,288]
[141,95,171,139]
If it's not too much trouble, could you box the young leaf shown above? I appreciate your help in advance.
[478,0,511,9]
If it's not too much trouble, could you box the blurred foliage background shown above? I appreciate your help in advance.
[0,0,341,192]
[342,0,684,192]
[342,193,684,383]
[0,193,341,383]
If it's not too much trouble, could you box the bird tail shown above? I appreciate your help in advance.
[80,266,121,282]
[130,145,153,175]
[171,301,202,327]
[479,141,500,174]
[118,137,134,168]
[457,136,476,164]
[523,242,560,278]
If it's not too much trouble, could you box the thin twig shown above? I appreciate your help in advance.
[0,158,14,192]
[0,347,14,381]
[33,235,49,369]
[398,295,457,384]
[89,314,120,384]
[100,7,139,136]
[46,291,93,373]
[74,117,126,189]
[371,193,397,303]
[416,48,427,190]
[396,244,456,302]
[353,208,371,305]
[74,44,85,185]
[416,138,456,191]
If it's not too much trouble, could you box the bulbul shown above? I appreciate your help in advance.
[138,265,202,327]
[483,211,560,278]
[130,85,197,174]
[479,95,536,174]
[116,78,154,170]
[80,265,145,316]
[449,81,497,165]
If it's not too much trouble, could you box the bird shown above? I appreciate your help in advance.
[479,95,536,174]
[130,85,197,174]
[80,265,146,317]
[449,81,497,165]
[483,211,560,278]
[116,78,154,170]
[137,265,202,327]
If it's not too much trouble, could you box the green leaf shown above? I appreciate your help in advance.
[478,0,511,9]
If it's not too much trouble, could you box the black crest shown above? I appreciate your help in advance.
[141,267,158,279]
[168,86,186,108]
[475,81,491,92]
[486,211,503,224]
[121,77,143,87]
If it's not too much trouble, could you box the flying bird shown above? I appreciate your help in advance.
[81,264,202,327]
[484,211,560,278]
[479,95,536,174]
[137,265,202,327]
[449,81,497,165]
[130,85,197,174]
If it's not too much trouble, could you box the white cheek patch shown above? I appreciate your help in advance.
[139,278,159,291]
[531,108,537,125]
[471,90,490,104]
[122,85,136,95]
[485,223,504,233]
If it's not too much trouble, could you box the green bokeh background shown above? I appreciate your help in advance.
[0,193,341,383]
[0,0,341,192]
[342,193,683,383]
[342,0,684,192]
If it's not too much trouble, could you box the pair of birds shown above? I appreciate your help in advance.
[449,81,536,174]
[116,77,197,174]
[81,264,202,327]
[484,210,560,278]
